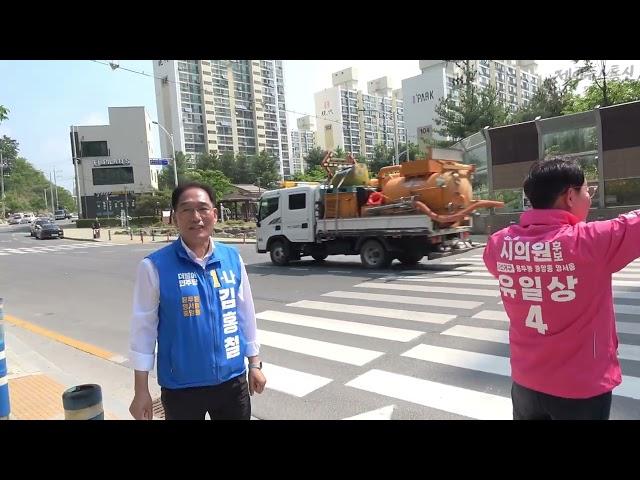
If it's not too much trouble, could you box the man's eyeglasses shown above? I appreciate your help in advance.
[177,206,215,217]
[570,185,598,199]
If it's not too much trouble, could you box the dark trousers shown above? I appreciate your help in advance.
[161,374,251,420]
[511,381,612,420]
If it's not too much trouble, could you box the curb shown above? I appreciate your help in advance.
[61,235,257,245]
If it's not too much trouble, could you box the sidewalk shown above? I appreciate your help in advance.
[3,321,158,420]
[63,227,257,245]
[3,317,259,420]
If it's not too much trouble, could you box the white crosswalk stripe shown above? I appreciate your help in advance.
[258,329,383,366]
[256,310,423,342]
[353,282,499,298]
[0,242,125,257]
[472,310,509,322]
[443,324,509,344]
[402,344,511,376]
[618,322,640,335]
[262,364,333,397]
[346,369,512,420]
[323,290,484,308]
[433,264,487,271]
[398,276,498,286]
[400,343,640,400]
[287,300,456,324]
[614,291,640,300]
[239,252,640,418]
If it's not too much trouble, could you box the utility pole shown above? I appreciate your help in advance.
[53,169,59,209]
[71,125,82,217]
[124,185,129,229]
[49,172,55,215]
[0,151,5,219]
[44,190,48,211]
[392,105,400,166]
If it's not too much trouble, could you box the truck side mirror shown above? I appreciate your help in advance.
[256,222,261,227]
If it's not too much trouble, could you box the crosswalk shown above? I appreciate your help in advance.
[253,251,640,419]
[0,242,125,256]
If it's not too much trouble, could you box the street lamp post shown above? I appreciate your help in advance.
[71,125,83,218]
[153,121,178,188]
[0,151,5,219]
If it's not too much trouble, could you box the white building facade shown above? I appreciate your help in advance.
[71,107,160,219]
[290,116,317,174]
[153,60,292,177]
[314,68,406,161]
[402,60,540,143]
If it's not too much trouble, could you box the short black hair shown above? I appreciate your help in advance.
[523,157,585,209]
[171,182,216,210]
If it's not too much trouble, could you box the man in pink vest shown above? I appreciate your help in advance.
[483,157,640,419]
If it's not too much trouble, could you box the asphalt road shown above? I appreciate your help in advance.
[2,222,640,419]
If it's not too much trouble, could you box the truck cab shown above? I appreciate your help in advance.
[256,185,318,261]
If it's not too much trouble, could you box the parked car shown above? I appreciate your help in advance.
[30,218,53,236]
[19,213,36,224]
[35,223,64,239]
[8,213,24,225]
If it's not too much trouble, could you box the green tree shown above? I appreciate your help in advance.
[219,151,236,180]
[564,78,640,114]
[2,157,75,213]
[184,169,233,201]
[396,141,421,162]
[195,151,221,171]
[234,154,254,184]
[434,61,510,141]
[0,105,8,122]
[334,146,345,158]
[569,60,613,107]
[1,135,20,178]
[368,143,394,174]
[133,191,172,217]
[158,151,190,190]
[510,77,575,123]
[293,166,326,182]
[303,146,326,170]
[251,150,281,189]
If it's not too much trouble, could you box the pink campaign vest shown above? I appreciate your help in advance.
[483,209,640,399]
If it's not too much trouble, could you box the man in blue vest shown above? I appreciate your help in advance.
[128,182,266,420]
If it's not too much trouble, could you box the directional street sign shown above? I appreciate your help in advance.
[149,158,171,166]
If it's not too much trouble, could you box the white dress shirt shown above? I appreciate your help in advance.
[129,239,259,372]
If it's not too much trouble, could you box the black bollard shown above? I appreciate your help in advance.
[62,384,104,420]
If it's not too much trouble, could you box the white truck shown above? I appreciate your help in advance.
[255,184,473,269]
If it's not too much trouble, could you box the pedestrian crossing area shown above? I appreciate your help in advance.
[0,242,125,256]
[252,252,640,419]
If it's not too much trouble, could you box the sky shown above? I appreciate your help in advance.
[1,60,638,193]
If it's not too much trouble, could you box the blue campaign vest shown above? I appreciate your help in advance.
[147,239,246,389]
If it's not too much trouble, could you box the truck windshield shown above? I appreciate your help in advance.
[258,197,279,221]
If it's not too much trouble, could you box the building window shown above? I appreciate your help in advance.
[92,167,134,185]
[81,141,109,157]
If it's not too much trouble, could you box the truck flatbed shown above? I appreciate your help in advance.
[316,214,470,238]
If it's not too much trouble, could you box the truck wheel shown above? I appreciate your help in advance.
[270,239,291,266]
[360,239,391,269]
[398,253,424,265]
[312,254,328,262]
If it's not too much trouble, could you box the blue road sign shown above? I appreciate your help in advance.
[149,158,170,166]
